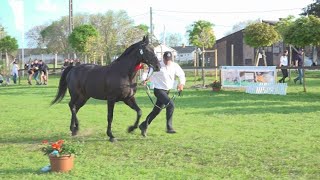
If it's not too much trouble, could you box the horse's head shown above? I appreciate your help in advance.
[139,36,160,71]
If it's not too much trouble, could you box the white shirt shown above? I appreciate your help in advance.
[280,55,288,66]
[147,61,186,90]
[11,64,19,76]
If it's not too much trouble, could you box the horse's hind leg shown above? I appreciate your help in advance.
[124,97,142,133]
[107,100,116,142]
[69,96,88,136]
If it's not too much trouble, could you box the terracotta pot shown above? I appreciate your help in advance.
[49,155,74,172]
[212,87,221,92]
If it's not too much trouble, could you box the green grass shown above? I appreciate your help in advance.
[0,71,320,179]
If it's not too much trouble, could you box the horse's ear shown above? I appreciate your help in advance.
[143,35,149,44]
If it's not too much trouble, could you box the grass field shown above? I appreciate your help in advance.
[0,71,320,179]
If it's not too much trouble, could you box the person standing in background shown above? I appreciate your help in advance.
[278,50,288,83]
[11,61,19,84]
[294,49,304,85]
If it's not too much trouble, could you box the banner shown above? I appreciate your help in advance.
[220,66,277,88]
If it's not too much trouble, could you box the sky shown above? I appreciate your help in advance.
[0,0,314,48]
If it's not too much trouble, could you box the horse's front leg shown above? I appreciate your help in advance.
[107,100,116,142]
[125,97,142,133]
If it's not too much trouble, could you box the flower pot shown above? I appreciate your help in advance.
[49,155,74,172]
[212,87,221,92]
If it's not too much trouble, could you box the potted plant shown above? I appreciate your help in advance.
[41,139,82,172]
[209,80,222,91]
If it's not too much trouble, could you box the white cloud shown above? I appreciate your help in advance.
[35,0,59,13]
[8,0,24,32]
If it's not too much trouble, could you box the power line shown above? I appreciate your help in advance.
[154,8,302,14]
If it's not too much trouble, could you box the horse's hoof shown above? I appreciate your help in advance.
[127,126,136,133]
[71,131,78,136]
[109,138,117,142]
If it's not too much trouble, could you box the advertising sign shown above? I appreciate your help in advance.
[220,66,277,87]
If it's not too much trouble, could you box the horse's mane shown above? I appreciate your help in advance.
[114,40,142,62]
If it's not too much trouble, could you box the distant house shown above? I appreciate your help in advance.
[154,44,177,61]
[215,20,285,66]
[172,45,196,64]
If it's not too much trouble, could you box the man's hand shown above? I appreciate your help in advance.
[142,79,149,86]
[177,84,184,91]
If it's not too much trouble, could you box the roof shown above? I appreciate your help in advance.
[172,46,196,54]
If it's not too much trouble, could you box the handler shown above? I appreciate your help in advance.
[139,51,186,136]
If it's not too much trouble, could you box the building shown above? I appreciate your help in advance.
[172,45,196,64]
[215,20,285,66]
[154,44,177,61]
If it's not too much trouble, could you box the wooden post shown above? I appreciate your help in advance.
[194,52,197,83]
[262,49,267,66]
[255,49,259,66]
[54,53,58,72]
[201,47,205,87]
[302,54,306,92]
[231,44,234,66]
[288,45,292,81]
[101,55,104,66]
[215,49,218,80]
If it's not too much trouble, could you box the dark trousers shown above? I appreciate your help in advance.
[141,88,175,130]
[294,68,303,84]
[279,66,288,83]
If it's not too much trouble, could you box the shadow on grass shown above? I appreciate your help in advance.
[0,168,44,176]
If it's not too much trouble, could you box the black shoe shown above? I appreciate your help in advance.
[166,129,176,134]
[139,123,147,137]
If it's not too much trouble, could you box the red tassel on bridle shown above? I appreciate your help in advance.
[134,63,143,71]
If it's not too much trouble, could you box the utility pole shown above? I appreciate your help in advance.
[69,0,74,34]
[150,7,153,43]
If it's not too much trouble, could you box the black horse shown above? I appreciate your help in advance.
[51,36,160,142]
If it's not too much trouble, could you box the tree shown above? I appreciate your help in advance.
[244,22,279,65]
[0,35,18,76]
[301,0,320,17]
[160,32,183,47]
[281,15,320,47]
[225,19,258,36]
[68,24,98,54]
[84,35,105,64]
[187,20,216,86]
[0,25,6,39]
[0,35,18,54]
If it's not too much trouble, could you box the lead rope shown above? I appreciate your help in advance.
[145,85,181,110]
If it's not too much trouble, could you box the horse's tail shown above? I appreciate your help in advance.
[51,66,74,105]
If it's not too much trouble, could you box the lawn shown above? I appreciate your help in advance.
[0,71,319,179]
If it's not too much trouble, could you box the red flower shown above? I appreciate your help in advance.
[51,143,61,150]
[42,140,48,144]
[57,140,64,145]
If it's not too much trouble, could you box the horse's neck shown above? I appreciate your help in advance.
[113,57,140,78]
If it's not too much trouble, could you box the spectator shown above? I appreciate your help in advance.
[61,59,70,72]
[33,60,41,85]
[0,72,4,85]
[27,61,34,85]
[294,49,304,84]
[278,50,288,83]
[75,59,81,66]
[39,60,49,85]
[11,61,19,84]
